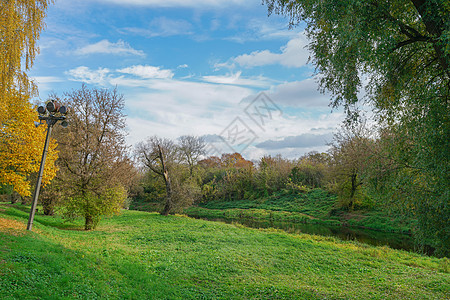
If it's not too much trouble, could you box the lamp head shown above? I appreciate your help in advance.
[59,105,69,114]
[46,101,61,113]
[37,106,46,114]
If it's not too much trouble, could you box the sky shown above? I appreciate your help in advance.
[29,0,346,160]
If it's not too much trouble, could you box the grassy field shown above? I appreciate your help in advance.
[186,189,415,234]
[0,202,448,299]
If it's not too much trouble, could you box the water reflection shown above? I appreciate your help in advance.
[195,216,435,256]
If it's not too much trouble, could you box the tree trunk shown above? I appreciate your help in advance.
[85,215,94,230]
[9,191,20,204]
[161,169,173,215]
[42,198,55,216]
[158,145,174,216]
[43,204,54,216]
[350,173,357,199]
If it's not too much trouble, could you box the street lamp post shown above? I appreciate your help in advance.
[26,101,68,231]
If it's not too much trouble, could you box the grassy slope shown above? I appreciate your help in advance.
[186,189,415,233]
[0,202,448,299]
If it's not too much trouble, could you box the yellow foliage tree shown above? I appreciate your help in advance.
[0,0,57,197]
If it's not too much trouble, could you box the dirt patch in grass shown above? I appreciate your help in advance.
[342,212,366,221]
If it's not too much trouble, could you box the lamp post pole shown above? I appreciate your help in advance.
[26,120,54,231]
[26,101,68,231]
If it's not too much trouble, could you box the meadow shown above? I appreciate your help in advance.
[0,202,448,299]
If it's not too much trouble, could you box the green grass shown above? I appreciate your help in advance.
[185,207,341,227]
[1,202,448,299]
[198,189,336,218]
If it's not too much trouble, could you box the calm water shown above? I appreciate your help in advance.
[194,216,435,255]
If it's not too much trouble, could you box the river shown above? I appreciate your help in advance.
[194,216,435,256]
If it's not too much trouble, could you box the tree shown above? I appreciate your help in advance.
[178,135,206,175]
[0,0,53,97]
[264,1,448,114]
[365,125,449,255]
[54,86,133,230]
[264,0,449,256]
[0,0,58,197]
[0,94,59,197]
[328,122,373,210]
[135,136,181,215]
[257,155,291,196]
[290,152,329,189]
[220,153,253,169]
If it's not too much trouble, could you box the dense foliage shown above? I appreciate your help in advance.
[263,0,449,256]
[0,0,58,196]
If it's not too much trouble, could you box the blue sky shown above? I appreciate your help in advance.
[29,0,346,160]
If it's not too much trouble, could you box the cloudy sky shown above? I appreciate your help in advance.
[30,0,346,160]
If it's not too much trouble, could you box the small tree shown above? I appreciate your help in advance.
[65,186,127,230]
[54,85,133,230]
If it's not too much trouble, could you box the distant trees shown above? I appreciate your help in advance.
[256,155,291,196]
[53,86,134,230]
[0,0,58,197]
[290,152,329,189]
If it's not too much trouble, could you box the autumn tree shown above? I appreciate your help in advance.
[0,0,58,197]
[264,0,449,255]
[0,0,53,96]
[54,86,134,230]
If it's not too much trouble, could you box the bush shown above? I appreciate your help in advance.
[64,185,127,230]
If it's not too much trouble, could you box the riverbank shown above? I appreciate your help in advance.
[0,202,448,299]
[186,189,415,234]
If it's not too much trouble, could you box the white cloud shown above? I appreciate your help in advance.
[121,17,193,37]
[31,76,64,95]
[63,65,344,159]
[225,18,301,43]
[202,72,272,87]
[220,33,310,69]
[75,40,145,56]
[117,65,174,79]
[66,66,111,86]
[32,76,63,85]
[256,133,334,150]
[124,83,255,145]
[267,79,330,108]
